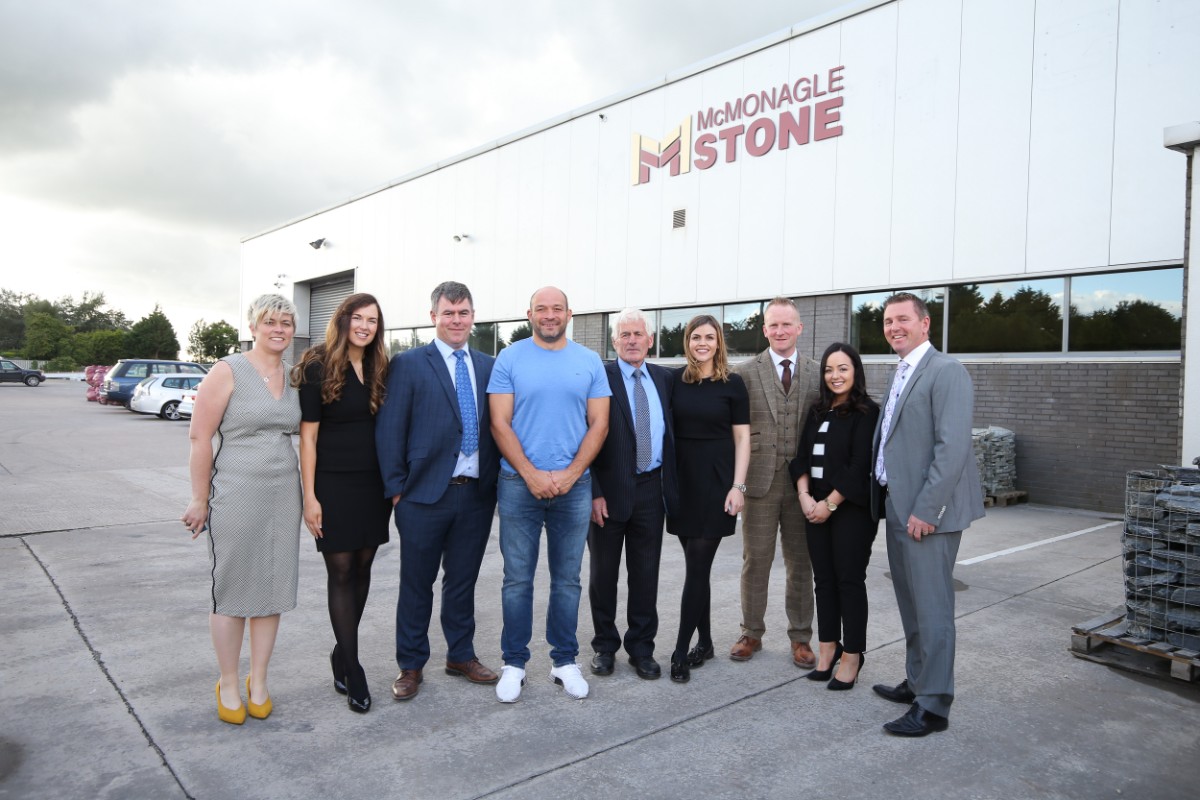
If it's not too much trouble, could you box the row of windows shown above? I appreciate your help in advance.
[851,268,1182,355]
[381,267,1182,359]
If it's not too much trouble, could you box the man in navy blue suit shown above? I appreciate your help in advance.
[587,308,678,680]
[376,281,501,702]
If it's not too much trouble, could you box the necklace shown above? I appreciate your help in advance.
[248,357,282,383]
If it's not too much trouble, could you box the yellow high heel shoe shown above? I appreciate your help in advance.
[216,679,246,725]
[246,676,273,719]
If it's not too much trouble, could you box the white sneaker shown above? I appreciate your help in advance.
[550,663,589,699]
[496,665,526,703]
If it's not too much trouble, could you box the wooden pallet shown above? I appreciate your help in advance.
[1069,610,1200,682]
[984,490,1027,508]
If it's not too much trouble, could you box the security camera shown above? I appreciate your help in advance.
[309,239,325,249]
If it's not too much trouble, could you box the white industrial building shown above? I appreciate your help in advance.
[240,0,1200,510]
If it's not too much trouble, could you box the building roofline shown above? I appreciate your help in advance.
[241,0,888,243]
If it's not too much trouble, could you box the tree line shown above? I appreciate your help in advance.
[0,289,239,369]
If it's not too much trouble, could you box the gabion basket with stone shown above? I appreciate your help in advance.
[1124,467,1200,650]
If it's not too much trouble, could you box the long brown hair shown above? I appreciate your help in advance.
[292,293,388,412]
[681,314,731,384]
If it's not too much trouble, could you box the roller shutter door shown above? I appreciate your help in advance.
[309,277,354,342]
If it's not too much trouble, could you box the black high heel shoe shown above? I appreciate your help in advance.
[827,652,864,691]
[686,642,715,668]
[346,664,371,713]
[670,654,691,684]
[330,646,347,695]
[805,642,844,681]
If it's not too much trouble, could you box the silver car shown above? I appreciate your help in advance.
[129,373,205,420]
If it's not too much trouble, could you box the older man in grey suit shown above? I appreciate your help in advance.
[870,291,984,737]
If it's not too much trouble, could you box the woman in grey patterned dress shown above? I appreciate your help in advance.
[182,294,302,724]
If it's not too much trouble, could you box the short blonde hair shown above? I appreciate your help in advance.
[247,293,297,328]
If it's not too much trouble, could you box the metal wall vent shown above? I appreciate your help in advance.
[672,209,687,229]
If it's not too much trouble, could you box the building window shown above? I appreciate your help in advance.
[723,301,767,358]
[386,327,435,355]
[659,305,720,358]
[497,320,532,352]
[851,288,945,355]
[605,310,659,360]
[1067,268,1183,351]
[948,278,1064,353]
[848,267,1181,356]
[469,322,498,355]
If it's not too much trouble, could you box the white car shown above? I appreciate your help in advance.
[129,373,205,420]
[177,391,197,419]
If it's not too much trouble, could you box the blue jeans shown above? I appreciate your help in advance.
[498,470,592,668]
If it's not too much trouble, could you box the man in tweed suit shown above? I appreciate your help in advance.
[729,297,821,668]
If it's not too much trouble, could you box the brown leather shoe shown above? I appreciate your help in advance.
[791,641,817,669]
[444,658,499,685]
[729,635,762,661]
[391,669,423,701]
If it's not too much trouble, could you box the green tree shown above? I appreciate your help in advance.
[58,291,131,333]
[127,306,180,359]
[23,312,73,360]
[0,289,33,351]
[188,319,239,362]
[73,329,128,366]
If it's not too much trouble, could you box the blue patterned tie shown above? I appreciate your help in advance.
[633,368,651,472]
[874,360,909,485]
[453,350,478,456]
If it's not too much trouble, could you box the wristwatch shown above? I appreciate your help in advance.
[732,483,747,493]
[825,499,838,512]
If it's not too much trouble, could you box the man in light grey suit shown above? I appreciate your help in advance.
[870,292,984,737]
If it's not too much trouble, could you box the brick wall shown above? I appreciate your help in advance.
[864,361,1182,513]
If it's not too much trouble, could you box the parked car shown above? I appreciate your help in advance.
[129,374,206,420]
[0,359,45,386]
[100,359,208,407]
[178,390,197,419]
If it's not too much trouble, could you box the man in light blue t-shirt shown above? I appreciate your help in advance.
[487,286,611,703]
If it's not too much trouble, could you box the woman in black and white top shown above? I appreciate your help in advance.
[789,342,879,690]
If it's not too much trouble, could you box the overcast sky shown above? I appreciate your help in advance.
[0,0,850,349]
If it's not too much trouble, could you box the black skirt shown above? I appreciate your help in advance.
[313,469,392,553]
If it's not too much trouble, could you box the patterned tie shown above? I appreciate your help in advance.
[780,358,792,394]
[874,360,910,485]
[453,350,478,456]
[633,368,651,472]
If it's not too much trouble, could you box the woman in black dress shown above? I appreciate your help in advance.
[666,315,750,683]
[789,342,879,690]
[295,293,392,713]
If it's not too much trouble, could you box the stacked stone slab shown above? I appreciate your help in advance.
[972,426,1017,498]
[1124,468,1200,650]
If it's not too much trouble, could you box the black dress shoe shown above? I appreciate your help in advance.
[590,652,615,676]
[686,643,715,668]
[628,655,662,680]
[806,642,844,681]
[669,656,690,683]
[883,703,948,737]
[872,678,915,704]
[346,665,372,714]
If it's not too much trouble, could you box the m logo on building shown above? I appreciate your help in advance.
[631,118,692,186]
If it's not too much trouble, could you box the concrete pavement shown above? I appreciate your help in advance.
[1,381,1197,799]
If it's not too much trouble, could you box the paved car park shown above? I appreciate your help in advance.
[2,381,1197,799]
